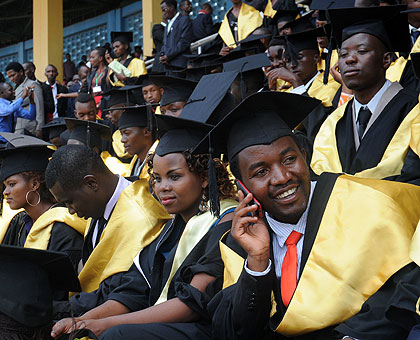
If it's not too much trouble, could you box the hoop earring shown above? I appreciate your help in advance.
[26,190,41,207]
[199,193,209,213]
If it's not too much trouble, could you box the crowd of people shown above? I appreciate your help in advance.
[2,0,420,339]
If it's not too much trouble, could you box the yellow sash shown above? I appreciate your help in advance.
[410,105,420,156]
[218,3,263,48]
[386,56,409,83]
[101,151,131,176]
[76,179,169,293]
[0,206,24,243]
[24,207,87,250]
[155,199,238,305]
[108,58,147,87]
[318,49,338,76]
[311,100,420,178]
[263,0,277,18]
[112,130,132,159]
[221,175,420,335]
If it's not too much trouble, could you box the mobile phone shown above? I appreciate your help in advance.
[236,179,263,219]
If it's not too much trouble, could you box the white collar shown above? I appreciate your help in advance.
[103,175,131,221]
[265,181,316,247]
[410,24,420,32]
[353,79,391,120]
[167,12,180,33]
[46,81,56,88]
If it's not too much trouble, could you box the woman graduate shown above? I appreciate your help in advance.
[51,115,238,339]
[106,31,147,87]
[0,133,86,270]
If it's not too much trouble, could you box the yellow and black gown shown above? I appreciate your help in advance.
[209,173,420,340]
[55,200,236,324]
[1,204,85,269]
[311,86,418,179]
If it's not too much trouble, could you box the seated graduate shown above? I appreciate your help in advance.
[45,145,169,314]
[41,117,67,148]
[117,106,159,179]
[106,31,147,87]
[198,91,420,340]
[149,75,197,117]
[0,133,85,272]
[311,5,419,180]
[51,114,238,339]
[0,245,81,340]
[136,75,164,114]
[218,0,263,55]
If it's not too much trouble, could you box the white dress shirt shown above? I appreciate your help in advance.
[166,12,180,35]
[290,71,321,95]
[91,175,131,248]
[46,81,58,118]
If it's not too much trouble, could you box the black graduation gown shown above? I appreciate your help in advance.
[207,173,419,340]
[335,88,418,175]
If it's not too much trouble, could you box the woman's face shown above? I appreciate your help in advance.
[3,174,34,210]
[89,50,102,68]
[152,153,207,221]
[113,41,128,58]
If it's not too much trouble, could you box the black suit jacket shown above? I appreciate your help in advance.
[192,13,215,41]
[161,14,194,68]
[44,82,69,118]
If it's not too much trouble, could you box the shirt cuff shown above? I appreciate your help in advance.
[290,85,306,95]
[244,259,272,277]
[342,337,359,340]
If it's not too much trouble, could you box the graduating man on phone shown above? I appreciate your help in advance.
[202,91,420,340]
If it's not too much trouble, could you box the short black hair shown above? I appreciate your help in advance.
[161,0,177,9]
[0,82,11,92]
[45,144,108,192]
[75,92,95,106]
[5,62,24,73]
[269,38,285,48]
[46,64,58,72]
[229,133,304,180]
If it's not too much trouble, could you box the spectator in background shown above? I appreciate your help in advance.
[152,13,168,73]
[22,61,55,122]
[63,53,77,84]
[160,0,194,75]
[0,72,4,83]
[6,61,44,137]
[134,46,143,60]
[44,64,69,121]
[180,0,192,16]
[192,2,216,41]
[0,82,35,144]
[78,55,88,67]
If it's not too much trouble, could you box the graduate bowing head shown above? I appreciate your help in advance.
[0,246,80,338]
[149,75,197,117]
[0,133,55,211]
[74,92,97,121]
[194,91,320,223]
[46,144,116,220]
[150,114,236,221]
[41,117,67,148]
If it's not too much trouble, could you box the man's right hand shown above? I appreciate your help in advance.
[231,190,270,272]
[266,67,303,90]
[219,45,233,56]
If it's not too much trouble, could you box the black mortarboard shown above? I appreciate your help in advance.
[0,133,54,181]
[411,52,420,80]
[180,71,239,125]
[65,118,112,150]
[310,0,355,10]
[174,54,223,81]
[194,92,321,161]
[41,117,67,141]
[118,105,153,130]
[150,75,197,107]
[236,34,272,54]
[281,12,316,33]
[0,245,81,327]
[272,8,301,25]
[155,115,213,156]
[111,31,133,44]
[223,53,271,73]
[102,85,142,108]
[329,4,410,51]
[135,74,154,87]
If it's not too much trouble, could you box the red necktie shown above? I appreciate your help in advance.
[281,230,302,307]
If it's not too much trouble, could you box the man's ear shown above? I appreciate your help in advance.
[144,127,151,137]
[82,175,99,191]
[159,87,164,96]
[383,51,392,70]
[313,52,321,64]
